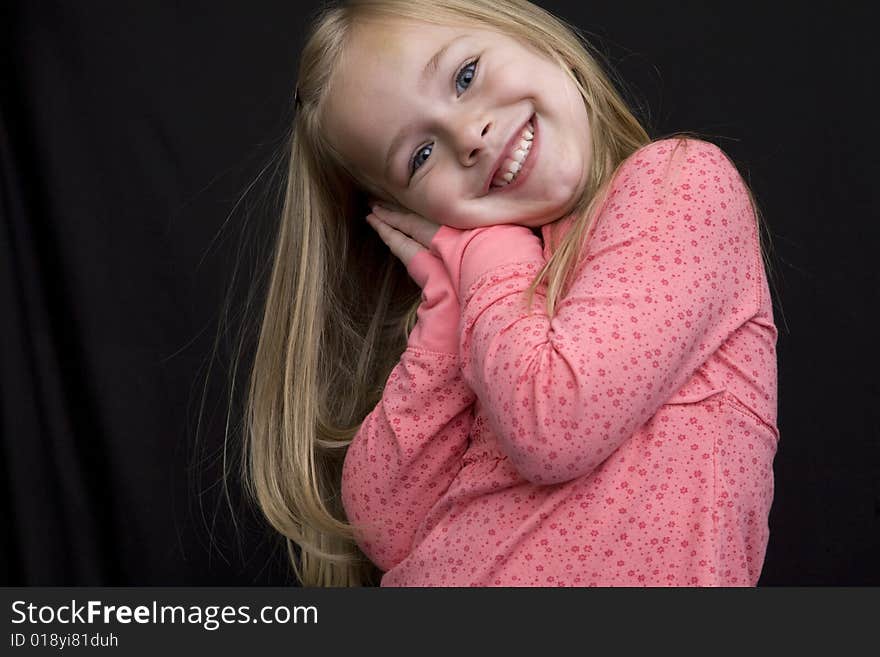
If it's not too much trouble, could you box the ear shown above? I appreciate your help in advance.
[365,191,408,215]
[382,200,409,214]
[359,183,393,208]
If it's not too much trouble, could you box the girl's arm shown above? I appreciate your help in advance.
[341,251,475,572]
[430,138,765,485]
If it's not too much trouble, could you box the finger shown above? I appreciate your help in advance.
[371,205,440,249]
[366,213,425,268]
[372,205,436,247]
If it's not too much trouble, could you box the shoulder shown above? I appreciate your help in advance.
[586,136,758,261]
[629,136,727,162]
[615,137,749,201]
[602,137,754,228]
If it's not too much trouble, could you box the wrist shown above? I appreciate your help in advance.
[430,224,545,298]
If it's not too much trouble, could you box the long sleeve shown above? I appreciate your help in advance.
[430,138,763,485]
[341,249,476,572]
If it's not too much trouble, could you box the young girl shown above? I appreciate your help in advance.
[241,0,779,586]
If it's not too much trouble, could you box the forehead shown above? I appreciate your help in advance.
[322,19,497,187]
[350,18,452,64]
[332,19,465,115]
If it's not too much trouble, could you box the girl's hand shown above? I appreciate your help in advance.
[365,200,543,301]
[366,203,443,269]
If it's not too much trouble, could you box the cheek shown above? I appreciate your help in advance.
[492,58,534,97]
[420,187,459,224]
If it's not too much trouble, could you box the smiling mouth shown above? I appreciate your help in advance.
[487,114,536,194]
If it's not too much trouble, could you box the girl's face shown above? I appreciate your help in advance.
[323,18,593,229]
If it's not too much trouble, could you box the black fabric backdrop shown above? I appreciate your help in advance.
[1,1,877,585]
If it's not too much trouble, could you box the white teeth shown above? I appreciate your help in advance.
[491,118,535,189]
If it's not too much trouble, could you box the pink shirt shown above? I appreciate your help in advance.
[341,138,779,586]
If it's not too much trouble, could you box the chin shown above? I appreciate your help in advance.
[523,214,558,227]
[499,212,555,229]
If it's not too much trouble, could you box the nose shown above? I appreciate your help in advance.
[449,114,492,167]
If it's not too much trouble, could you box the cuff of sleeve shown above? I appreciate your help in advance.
[405,248,436,288]
[404,249,461,354]
[430,223,545,299]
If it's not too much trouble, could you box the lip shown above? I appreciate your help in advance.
[484,113,538,195]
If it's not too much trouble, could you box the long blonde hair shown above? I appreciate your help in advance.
[231,0,776,586]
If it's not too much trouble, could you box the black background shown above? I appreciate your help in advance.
[1,1,877,585]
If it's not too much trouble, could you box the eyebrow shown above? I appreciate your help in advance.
[383,35,471,184]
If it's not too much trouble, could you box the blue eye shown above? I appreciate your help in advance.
[409,58,480,179]
[454,58,478,95]
[410,144,433,176]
